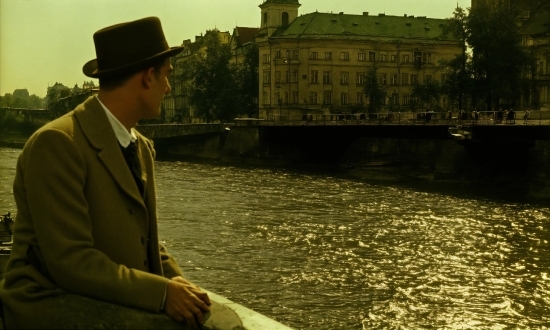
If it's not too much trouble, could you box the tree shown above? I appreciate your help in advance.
[412,80,442,109]
[466,2,531,110]
[183,30,236,123]
[233,43,259,118]
[442,6,469,110]
[363,63,386,113]
[0,94,14,108]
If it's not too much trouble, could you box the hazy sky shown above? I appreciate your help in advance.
[0,0,471,98]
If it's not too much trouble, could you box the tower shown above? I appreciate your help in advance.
[258,0,301,37]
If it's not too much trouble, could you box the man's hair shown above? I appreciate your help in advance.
[99,57,168,91]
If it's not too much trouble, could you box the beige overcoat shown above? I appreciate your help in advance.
[0,96,183,325]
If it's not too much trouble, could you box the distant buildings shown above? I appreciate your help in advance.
[12,89,29,100]
[47,81,97,118]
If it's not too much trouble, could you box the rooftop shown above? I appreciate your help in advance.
[272,12,457,41]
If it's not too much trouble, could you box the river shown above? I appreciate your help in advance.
[0,146,549,329]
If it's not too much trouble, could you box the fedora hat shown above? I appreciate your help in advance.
[83,17,183,78]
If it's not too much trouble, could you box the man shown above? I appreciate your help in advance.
[0,17,211,328]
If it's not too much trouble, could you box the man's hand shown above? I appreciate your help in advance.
[164,276,211,329]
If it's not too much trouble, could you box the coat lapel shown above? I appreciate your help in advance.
[74,96,145,206]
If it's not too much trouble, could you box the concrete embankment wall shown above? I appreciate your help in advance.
[217,125,550,201]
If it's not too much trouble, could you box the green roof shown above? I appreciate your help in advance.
[272,12,457,41]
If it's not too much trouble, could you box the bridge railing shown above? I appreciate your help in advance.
[255,110,550,126]
[136,123,225,139]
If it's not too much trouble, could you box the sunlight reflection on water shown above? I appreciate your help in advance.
[1,147,549,329]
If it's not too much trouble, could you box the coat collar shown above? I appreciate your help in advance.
[74,96,147,206]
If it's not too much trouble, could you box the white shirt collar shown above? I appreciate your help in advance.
[95,95,137,147]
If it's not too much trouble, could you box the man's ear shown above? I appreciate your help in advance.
[141,67,156,89]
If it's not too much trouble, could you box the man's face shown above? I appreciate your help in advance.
[143,58,173,119]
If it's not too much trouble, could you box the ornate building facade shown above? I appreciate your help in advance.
[256,0,463,119]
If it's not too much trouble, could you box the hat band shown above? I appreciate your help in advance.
[96,40,169,71]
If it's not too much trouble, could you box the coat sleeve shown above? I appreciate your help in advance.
[21,128,168,312]
[141,136,185,280]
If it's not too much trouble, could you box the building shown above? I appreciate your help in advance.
[471,0,550,109]
[167,30,232,123]
[230,27,260,65]
[521,1,550,109]
[255,0,463,119]
[13,89,29,100]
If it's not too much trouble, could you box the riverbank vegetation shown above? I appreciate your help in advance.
[177,30,259,123]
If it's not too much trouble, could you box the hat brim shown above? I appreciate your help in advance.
[83,46,184,78]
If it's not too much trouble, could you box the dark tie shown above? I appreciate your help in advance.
[120,141,144,196]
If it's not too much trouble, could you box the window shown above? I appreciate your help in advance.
[275,71,281,83]
[263,71,271,84]
[292,91,299,104]
[341,93,348,105]
[402,94,409,106]
[356,72,366,85]
[263,53,271,64]
[425,75,432,83]
[340,71,349,84]
[323,71,332,84]
[391,55,397,62]
[286,50,291,59]
[411,74,418,85]
[285,71,290,83]
[310,52,318,60]
[292,70,298,82]
[357,93,364,104]
[358,53,366,61]
[325,52,332,60]
[390,73,398,85]
[263,12,269,28]
[340,52,350,61]
[379,54,387,62]
[423,53,432,63]
[282,12,289,26]
[369,52,376,61]
[275,50,281,59]
[414,52,422,65]
[309,92,318,105]
[310,70,319,83]
[379,73,387,85]
[402,54,410,63]
[390,93,399,105]
[292,50,299,59]
[323,92,332,105]
[275,92,281,104]
[401,73,409,85]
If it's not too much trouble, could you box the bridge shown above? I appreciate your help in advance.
[236,110,550,127]
[3,107,550,142]
[136,123,227,139]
